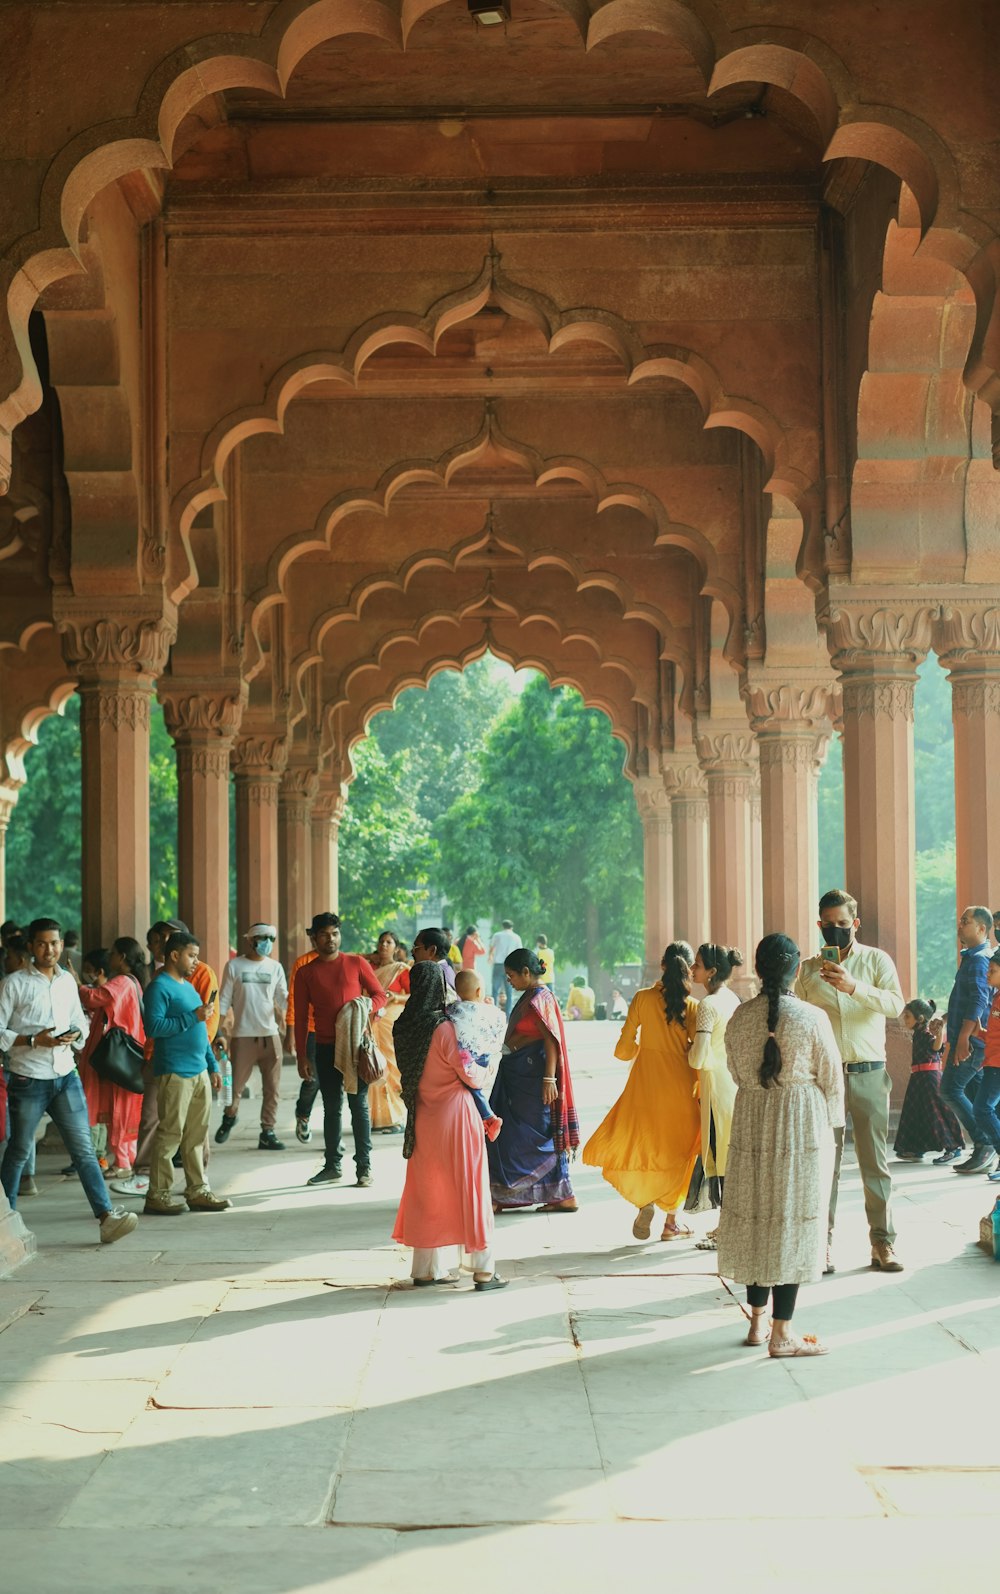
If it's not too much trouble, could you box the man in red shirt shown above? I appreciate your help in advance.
[294,912,386,1188]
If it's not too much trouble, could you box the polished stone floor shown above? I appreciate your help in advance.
[2,1024,998,1592]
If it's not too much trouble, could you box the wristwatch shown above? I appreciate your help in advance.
[28,1033,36,1048]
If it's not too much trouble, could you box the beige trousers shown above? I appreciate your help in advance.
[828,1065,895,1246]
[149,1072,212,1201]
[227,1035,283,1129]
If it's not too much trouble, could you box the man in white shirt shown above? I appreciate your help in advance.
[488,920,520,1004]
[214,922,288,1151]
[795,887,905,1274]
[0,917,138,1243]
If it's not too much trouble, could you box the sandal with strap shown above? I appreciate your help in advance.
[768,1334,829,1358]
[632,1204,655,1239]
[660,1222,693,1241]
[744,1317,769,1346]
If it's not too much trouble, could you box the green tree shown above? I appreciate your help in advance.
[371,656,515,830]
[436,676,643,977]
[148,702,179,926]
[338,736,438,951]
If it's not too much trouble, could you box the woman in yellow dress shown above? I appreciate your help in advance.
[583,942,700,1241]
[369,932,410,1134]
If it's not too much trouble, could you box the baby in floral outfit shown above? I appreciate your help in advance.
[452,969,506,1142]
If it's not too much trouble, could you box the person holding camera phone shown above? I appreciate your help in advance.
[795,888,905,1274]
[0,916,138,1242]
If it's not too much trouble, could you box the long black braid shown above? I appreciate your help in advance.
[660,941,694,1026]
[756,933,801,1087]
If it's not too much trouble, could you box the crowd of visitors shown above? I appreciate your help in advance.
[2,891,999,1343]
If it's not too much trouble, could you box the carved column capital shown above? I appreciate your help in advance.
[745,678,839,732]
[0,785,18,831]
[840,677,915,721]
[312,784,348,829]
[695,725,758,774]
[279,765,320,826]
[935,603,1000,718]
[632,774,674,827]
[659,750,707,797]
[232,734,290,780]
[56,600,177,681]
[820,597,935,668]
[160,684,246,747]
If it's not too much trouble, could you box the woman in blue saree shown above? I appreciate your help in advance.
[488,947,580,1212]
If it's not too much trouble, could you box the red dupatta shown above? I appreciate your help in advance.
[506,983,581,1154]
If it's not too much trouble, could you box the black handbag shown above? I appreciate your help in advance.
[88,1025,145,1094]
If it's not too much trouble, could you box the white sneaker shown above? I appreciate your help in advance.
[110,1174,149,1196]
[100,1206,139,1244]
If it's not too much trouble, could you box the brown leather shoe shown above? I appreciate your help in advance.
[143,1196,185,1215]
[186,1193,232,1212]
[871,1242,903,1273]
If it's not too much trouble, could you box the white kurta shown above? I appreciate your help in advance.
[717,994,845,1286]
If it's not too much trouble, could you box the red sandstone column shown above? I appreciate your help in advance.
[58,611,175,947]
[232,734,286,946]
[750,781,763,952]
[0,786,16,919]
[310,785,347,916]
[663,753,709,949]
[936,604,1000,914]
[697,727,757,969]
[633,774,674,980]
[278,767,318,976]
[747,683,834,959]
[825,602,932,996]
[161,689,243,976]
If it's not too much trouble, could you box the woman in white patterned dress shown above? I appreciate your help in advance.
[689,943,743,1248]
[717,934,844,1358]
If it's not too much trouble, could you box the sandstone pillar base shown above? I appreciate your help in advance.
[233,734,286,943]
[279,768,318,976]
[937,605,1000,915]
[0,1193,35,1276]
[633,775,674,979]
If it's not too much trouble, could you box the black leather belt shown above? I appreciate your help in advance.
[844,1061,884,1074]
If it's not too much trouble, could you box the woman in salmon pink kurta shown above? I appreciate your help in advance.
[392,960,506,1290]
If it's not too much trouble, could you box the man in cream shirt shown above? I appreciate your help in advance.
[796,887,905,1274]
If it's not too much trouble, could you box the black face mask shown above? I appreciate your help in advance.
[822,925,854,951]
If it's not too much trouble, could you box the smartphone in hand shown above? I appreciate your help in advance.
[820,946,841,965]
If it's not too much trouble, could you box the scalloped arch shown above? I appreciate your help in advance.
[1,5,993,489]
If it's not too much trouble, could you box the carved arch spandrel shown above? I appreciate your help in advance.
[170,255,806,596]
[2,5,995,488]
[238,409,742,679]
[0,627,78,789]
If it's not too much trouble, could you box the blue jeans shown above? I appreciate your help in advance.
[0,1071,110,1216]
[491,965,510,1004]
[973,1069,1000,1156]
[940,1054,984,1145]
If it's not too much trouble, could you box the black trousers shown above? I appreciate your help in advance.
[746,1283,799,1319]
[315,1042,371,1175]
[294,1033,318,1119]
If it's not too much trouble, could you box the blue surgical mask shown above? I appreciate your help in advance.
[253,938,274,956]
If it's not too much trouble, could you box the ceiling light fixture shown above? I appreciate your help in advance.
[468,0,509,24]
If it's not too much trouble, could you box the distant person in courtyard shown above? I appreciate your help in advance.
[611,988,628,1021]
[941,905,994,1174]
[77,937,148,1179]
[214,922,288,1152]
[795,888,905,1273]
[60,929,83,980]
[894,998,964,1163]
[294,912,386,1188]
[688,943,743,1250]
[411,927,457,992]
[369,930,410,1135]
[490,947,580,1213]
[458,924,486,970]
[565,975,595,1022]
[451,968,505,1140]
[971,947,1000,1181]
[143,932,229,1215]
[441,928,462,969]
[0,917,138,1243]
[488,919,519,1005]
[719,934,843,1358]
[392,959,507,1290]
[0,920,24,978]
[535,935,554,986]
[286,921,320,1144]
[584,943,699,1241]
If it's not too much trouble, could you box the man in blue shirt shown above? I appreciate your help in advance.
[943,905,995,1175]
[143,932,231,1215]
